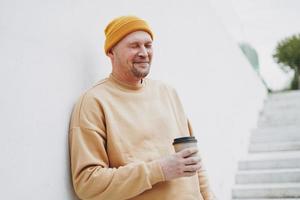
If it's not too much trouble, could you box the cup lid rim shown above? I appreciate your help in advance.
[173,136,197,145]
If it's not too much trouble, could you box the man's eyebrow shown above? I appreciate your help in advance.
[128,41,139,45]
[128,40,152,45]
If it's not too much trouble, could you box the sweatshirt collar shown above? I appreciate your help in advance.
[109,73,146,91]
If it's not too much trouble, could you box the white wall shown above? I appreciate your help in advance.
[0,0,266,199]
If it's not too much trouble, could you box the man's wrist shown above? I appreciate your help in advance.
[146,160,166,185]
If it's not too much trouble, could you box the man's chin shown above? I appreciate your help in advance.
[132,68,150,79]
[138,71,150,78]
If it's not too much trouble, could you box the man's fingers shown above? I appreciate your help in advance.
[183,171,197,177]
[183,156,201,165]
[179,147,198,158]
[184,163,201,172]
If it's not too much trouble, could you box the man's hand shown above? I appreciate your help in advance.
[159,147,202,181]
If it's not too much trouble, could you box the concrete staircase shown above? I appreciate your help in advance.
[232,91,300,200]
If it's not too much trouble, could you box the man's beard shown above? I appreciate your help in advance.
[131,64,150,78]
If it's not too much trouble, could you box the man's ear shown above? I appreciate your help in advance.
[107,49,114,59]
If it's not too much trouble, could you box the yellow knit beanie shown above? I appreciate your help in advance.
[104,15,153,55]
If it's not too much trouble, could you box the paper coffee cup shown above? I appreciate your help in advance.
[172,136,198,153]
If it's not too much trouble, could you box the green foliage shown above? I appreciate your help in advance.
[273,34,300,90]
[273,34,300,71]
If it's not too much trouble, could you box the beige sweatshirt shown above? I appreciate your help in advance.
[69,74,214,200]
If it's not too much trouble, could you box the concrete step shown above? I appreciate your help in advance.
[232,183,300,198]
[265,96,300,105]
[268,91,300,101]
[258,121,300,128]
[249,141,300,152]
[259,110,300,119]
[251,124,300,136]
[251,133,300,143]
[263,101,300,112]
[238,151,300,170]
[260,109,300,118]
[267,98,300,104]
[235,168,300,184]
[258,115,300,127]
[260,108,300,118]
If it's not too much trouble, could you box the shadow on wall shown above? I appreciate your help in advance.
[66,108,80,200]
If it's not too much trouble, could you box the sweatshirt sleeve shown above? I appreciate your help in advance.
[69,92,165,200]
[187,120,216,200]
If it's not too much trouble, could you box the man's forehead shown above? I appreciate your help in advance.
[123,31,153,43]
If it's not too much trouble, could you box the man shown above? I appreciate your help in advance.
[69,15,215,200]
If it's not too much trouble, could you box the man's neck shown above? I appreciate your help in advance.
[111,72,143,87]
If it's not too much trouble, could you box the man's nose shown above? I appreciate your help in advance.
[137,46,148,57]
